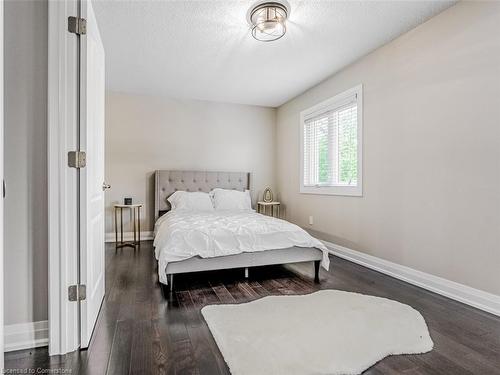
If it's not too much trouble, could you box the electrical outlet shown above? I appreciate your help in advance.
[309,216,314,225]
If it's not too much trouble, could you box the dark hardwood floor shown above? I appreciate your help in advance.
[5,241,500,374]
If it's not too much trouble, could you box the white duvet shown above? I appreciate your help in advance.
[154,210,330,284]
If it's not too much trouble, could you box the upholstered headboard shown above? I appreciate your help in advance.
[154,170,251,220]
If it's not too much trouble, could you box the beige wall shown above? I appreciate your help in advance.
[105,92,276,234]
[4,0,48,325]
[276,2,500,295]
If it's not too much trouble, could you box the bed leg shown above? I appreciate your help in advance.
[169,274,174,292]
[244,267,249,279]
[314,260,320,283]
[160,283,169,298]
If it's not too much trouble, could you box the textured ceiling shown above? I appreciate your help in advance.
[93,0,456,107]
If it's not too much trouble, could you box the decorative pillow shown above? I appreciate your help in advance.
[167,191,214,211]
[210,188,252,210]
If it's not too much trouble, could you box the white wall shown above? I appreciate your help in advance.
[4,0,48,325]
[276,1,500,296]
[105,92,276,235]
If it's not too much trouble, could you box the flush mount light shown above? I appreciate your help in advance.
[247,1,290,42]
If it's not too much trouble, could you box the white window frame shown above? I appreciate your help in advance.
[299,84,363,196]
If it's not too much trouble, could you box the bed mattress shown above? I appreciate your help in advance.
[153,210,330,284]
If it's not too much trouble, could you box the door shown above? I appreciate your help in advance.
[79,0,106,348]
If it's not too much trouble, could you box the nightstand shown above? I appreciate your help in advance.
[257,201,281,218]
[114,204,143,249]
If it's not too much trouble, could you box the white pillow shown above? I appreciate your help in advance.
[167,191,214,211]
[210,188,252,210]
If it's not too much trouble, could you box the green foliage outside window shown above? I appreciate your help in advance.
[315,107,357,186]
[318,134,329,183]
[338,108,357,185]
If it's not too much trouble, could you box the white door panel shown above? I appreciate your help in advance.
[1,0,4,367]
[79,0,105,348]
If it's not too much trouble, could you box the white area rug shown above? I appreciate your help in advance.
[201,290,433,375]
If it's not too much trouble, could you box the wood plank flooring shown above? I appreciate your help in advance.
[5,241,500,374]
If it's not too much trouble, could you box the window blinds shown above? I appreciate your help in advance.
[303,97,358,187]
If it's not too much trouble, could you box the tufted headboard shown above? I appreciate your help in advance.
[154,170,251,220]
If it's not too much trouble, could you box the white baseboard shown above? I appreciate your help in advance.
[105,231,153,243]
[324,241,500,317]
[4,320,49,352]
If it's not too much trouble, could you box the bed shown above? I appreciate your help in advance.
[153,170,330,292]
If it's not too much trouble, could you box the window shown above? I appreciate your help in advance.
[300,85,362,196]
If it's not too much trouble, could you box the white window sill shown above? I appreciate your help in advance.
[300,185,362,197]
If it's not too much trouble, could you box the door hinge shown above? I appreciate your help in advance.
[68,151,86,168]
[68,284,87,302]
[68,16,87,35]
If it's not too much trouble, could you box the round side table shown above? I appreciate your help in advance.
[257,201,281,218]
[114,204,143,249]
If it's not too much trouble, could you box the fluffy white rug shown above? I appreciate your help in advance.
[201,290,433,375]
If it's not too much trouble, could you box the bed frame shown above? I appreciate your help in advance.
[154,170,323,292]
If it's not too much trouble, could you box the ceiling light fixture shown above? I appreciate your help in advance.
[248,1,289,42]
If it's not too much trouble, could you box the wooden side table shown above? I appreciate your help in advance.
[114,204,143,249]
[257,201,281,218]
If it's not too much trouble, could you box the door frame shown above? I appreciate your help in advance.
[47,0,80,355]
[1,0,5,369]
